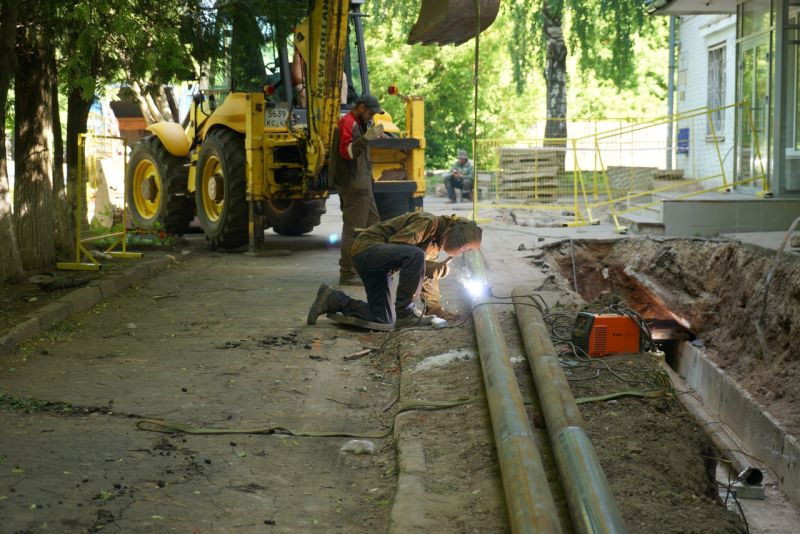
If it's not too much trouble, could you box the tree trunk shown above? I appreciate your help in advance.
[156,85,175,122]
[0,0,24,282]
[66,86,93,232]
[51,49,74,259]
[543,0,567,142]
[14,22,55,270]
[131,81,161,124]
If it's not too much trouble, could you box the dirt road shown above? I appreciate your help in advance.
[0,198,771,533]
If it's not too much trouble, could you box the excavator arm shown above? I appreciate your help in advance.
[301,0,501,180]
[299,0,350,179]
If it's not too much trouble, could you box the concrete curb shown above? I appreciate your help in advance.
[388,412,441,533]
[0,257,172,354]
[673,343,800,506]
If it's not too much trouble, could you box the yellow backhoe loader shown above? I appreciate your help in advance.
[125,0,499,250]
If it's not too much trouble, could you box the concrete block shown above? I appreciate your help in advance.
[129,258,171,283]
[0,318,41,353]
[59,286,103,314]
[31,302,73,329]
[98,275,133,299]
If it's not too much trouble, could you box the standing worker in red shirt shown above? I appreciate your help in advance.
[330,95,385,286]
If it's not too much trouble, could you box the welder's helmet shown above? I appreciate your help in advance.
[443,217,482,257]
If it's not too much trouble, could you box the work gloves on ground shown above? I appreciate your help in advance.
[425,258,451,280]
[363,123,384,141]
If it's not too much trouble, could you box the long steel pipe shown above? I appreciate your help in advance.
[465,252,563,534]
[512,286,627,534]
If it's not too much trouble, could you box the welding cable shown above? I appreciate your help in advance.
[135,300,673,439]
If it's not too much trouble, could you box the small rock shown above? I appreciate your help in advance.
[691,339,705,348]
[790,235,800,248]
[340,439,374,455]
[538,237,545,242]
[126,323,137,330]
[518,243,527,251]
[607,400,619,405]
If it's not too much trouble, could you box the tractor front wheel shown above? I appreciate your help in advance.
[126,135,193,233]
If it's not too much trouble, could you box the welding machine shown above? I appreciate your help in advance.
[571,312,643,357]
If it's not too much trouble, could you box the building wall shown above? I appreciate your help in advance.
[675,14,737,186]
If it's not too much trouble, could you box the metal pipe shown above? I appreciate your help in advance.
[465,252,563,534]
[666,15,676,171]
[512,286,627,534]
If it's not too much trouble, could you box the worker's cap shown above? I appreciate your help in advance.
[356,94,384,114]
[457,149,468,159]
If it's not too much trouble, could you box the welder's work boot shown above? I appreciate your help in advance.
[307,284,334,325]
[395,305,436,329]
[338,272,363,286]
[326,312,393,332]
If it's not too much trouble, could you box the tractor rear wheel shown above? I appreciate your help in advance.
[264,199,327,236]
[126,135,193,234]
[195,129,248,249]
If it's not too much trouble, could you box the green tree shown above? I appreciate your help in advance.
[503,0,652,138]
[0,0,23,281]
[14,0,56,269]
[365,0,663,167]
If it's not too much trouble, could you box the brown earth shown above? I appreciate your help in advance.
[0,209,754,532]
[548,237,800,436]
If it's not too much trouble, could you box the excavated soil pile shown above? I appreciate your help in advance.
[547,237,800,435]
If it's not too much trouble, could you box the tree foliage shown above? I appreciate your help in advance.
[364,0,666,166]
[506,0,652,95]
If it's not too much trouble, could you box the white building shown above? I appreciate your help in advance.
[674,14,737,188]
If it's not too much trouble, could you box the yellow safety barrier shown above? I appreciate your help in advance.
[57,134,143,271]
[473,103,768,232]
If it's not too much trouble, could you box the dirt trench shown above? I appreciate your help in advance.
[547,237,800,435]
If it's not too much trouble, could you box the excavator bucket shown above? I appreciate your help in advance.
[407,0,501,46]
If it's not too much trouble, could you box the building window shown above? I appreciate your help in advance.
[707,44,726,136]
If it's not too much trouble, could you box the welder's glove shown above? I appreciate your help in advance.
[363,123,384,141]
[425,303,459,322]
[425,259,451,280]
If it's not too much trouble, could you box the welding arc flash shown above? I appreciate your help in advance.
[462,278,486,298]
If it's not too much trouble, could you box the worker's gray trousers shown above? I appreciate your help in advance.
[326,244,425,325]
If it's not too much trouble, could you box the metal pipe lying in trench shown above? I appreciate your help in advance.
[512,286,628,534]
[464,251,563,534]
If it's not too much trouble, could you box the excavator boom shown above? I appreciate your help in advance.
[407,0,501,46]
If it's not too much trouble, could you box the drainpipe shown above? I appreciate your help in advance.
[667,15,676,171]
[512,287,627,534]
[465,252,563,534]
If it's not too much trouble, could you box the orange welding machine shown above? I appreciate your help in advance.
[571,312,643,357]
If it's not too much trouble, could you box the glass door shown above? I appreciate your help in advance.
[736,37,771,191]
